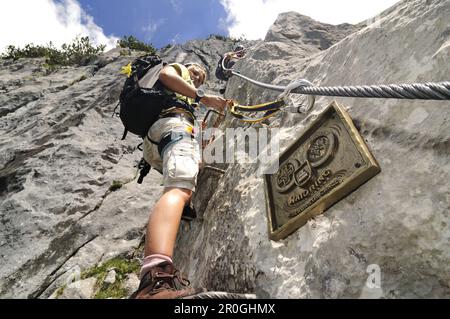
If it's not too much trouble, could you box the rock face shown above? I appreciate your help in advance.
[1,0,449,299]
[0,49,166,298]
[55,277,97,299]
[265,12,361,51]
[0,38,246,298]
[177,0,450,299]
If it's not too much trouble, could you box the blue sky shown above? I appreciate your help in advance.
[0,0,401,54]
[77,0,229,48]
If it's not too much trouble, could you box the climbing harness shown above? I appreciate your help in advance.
[225,77,316,123]
[216,48,450,123]
[229,99,284,123]
[219,49,317,122]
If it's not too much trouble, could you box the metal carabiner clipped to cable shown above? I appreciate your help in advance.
[278,79,316,114]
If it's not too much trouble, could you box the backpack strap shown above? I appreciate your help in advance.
[112,101,120,118]
[133,72,140,89]
[121,128,128,140]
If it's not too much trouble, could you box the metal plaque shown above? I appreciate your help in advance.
[264,101,381,241]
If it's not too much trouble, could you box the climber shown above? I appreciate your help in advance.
[131,62,227,299]
[215,45,246,94]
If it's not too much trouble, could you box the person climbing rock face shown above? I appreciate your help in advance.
[131,61,227,299]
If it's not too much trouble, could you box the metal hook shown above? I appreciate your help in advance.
[278,79,316,114]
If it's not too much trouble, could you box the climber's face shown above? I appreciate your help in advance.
[187,65,206,88]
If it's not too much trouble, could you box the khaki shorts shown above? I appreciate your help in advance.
[143,117,200,192]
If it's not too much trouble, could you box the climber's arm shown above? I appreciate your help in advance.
[159,65,197,99]
[159,65,227,112]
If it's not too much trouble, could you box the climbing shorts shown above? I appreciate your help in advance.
[143,117,200,192]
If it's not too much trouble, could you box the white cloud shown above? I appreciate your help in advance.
[0,0,118,54]
[220,0,401,39]
[142,18,167,41]
[169,0,183,15]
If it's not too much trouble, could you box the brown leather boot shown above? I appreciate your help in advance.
[130,262,205,299]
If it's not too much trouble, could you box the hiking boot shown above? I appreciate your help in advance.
[130,262,205,299]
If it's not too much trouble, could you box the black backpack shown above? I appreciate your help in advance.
[116,54,168,184]
[118,54,170,140]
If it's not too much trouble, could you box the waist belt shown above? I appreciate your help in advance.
[159,111,195,125]
[146,109,195,157]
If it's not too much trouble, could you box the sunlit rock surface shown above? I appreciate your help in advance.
[1,0,449,298]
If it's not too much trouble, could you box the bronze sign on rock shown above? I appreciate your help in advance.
[264,101,381,241]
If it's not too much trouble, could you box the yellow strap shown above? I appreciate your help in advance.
[230,99,285,111]
[229,100,282,123]
[237,110,280,123]
[167,63,195,105]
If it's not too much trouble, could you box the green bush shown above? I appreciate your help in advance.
[207,34,247,44]
[1,37,105,67]
[160,43,173,51]
[117,35,156,54]
[60,36,105,65]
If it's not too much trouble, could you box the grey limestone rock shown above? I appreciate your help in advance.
[1,0,449,299]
